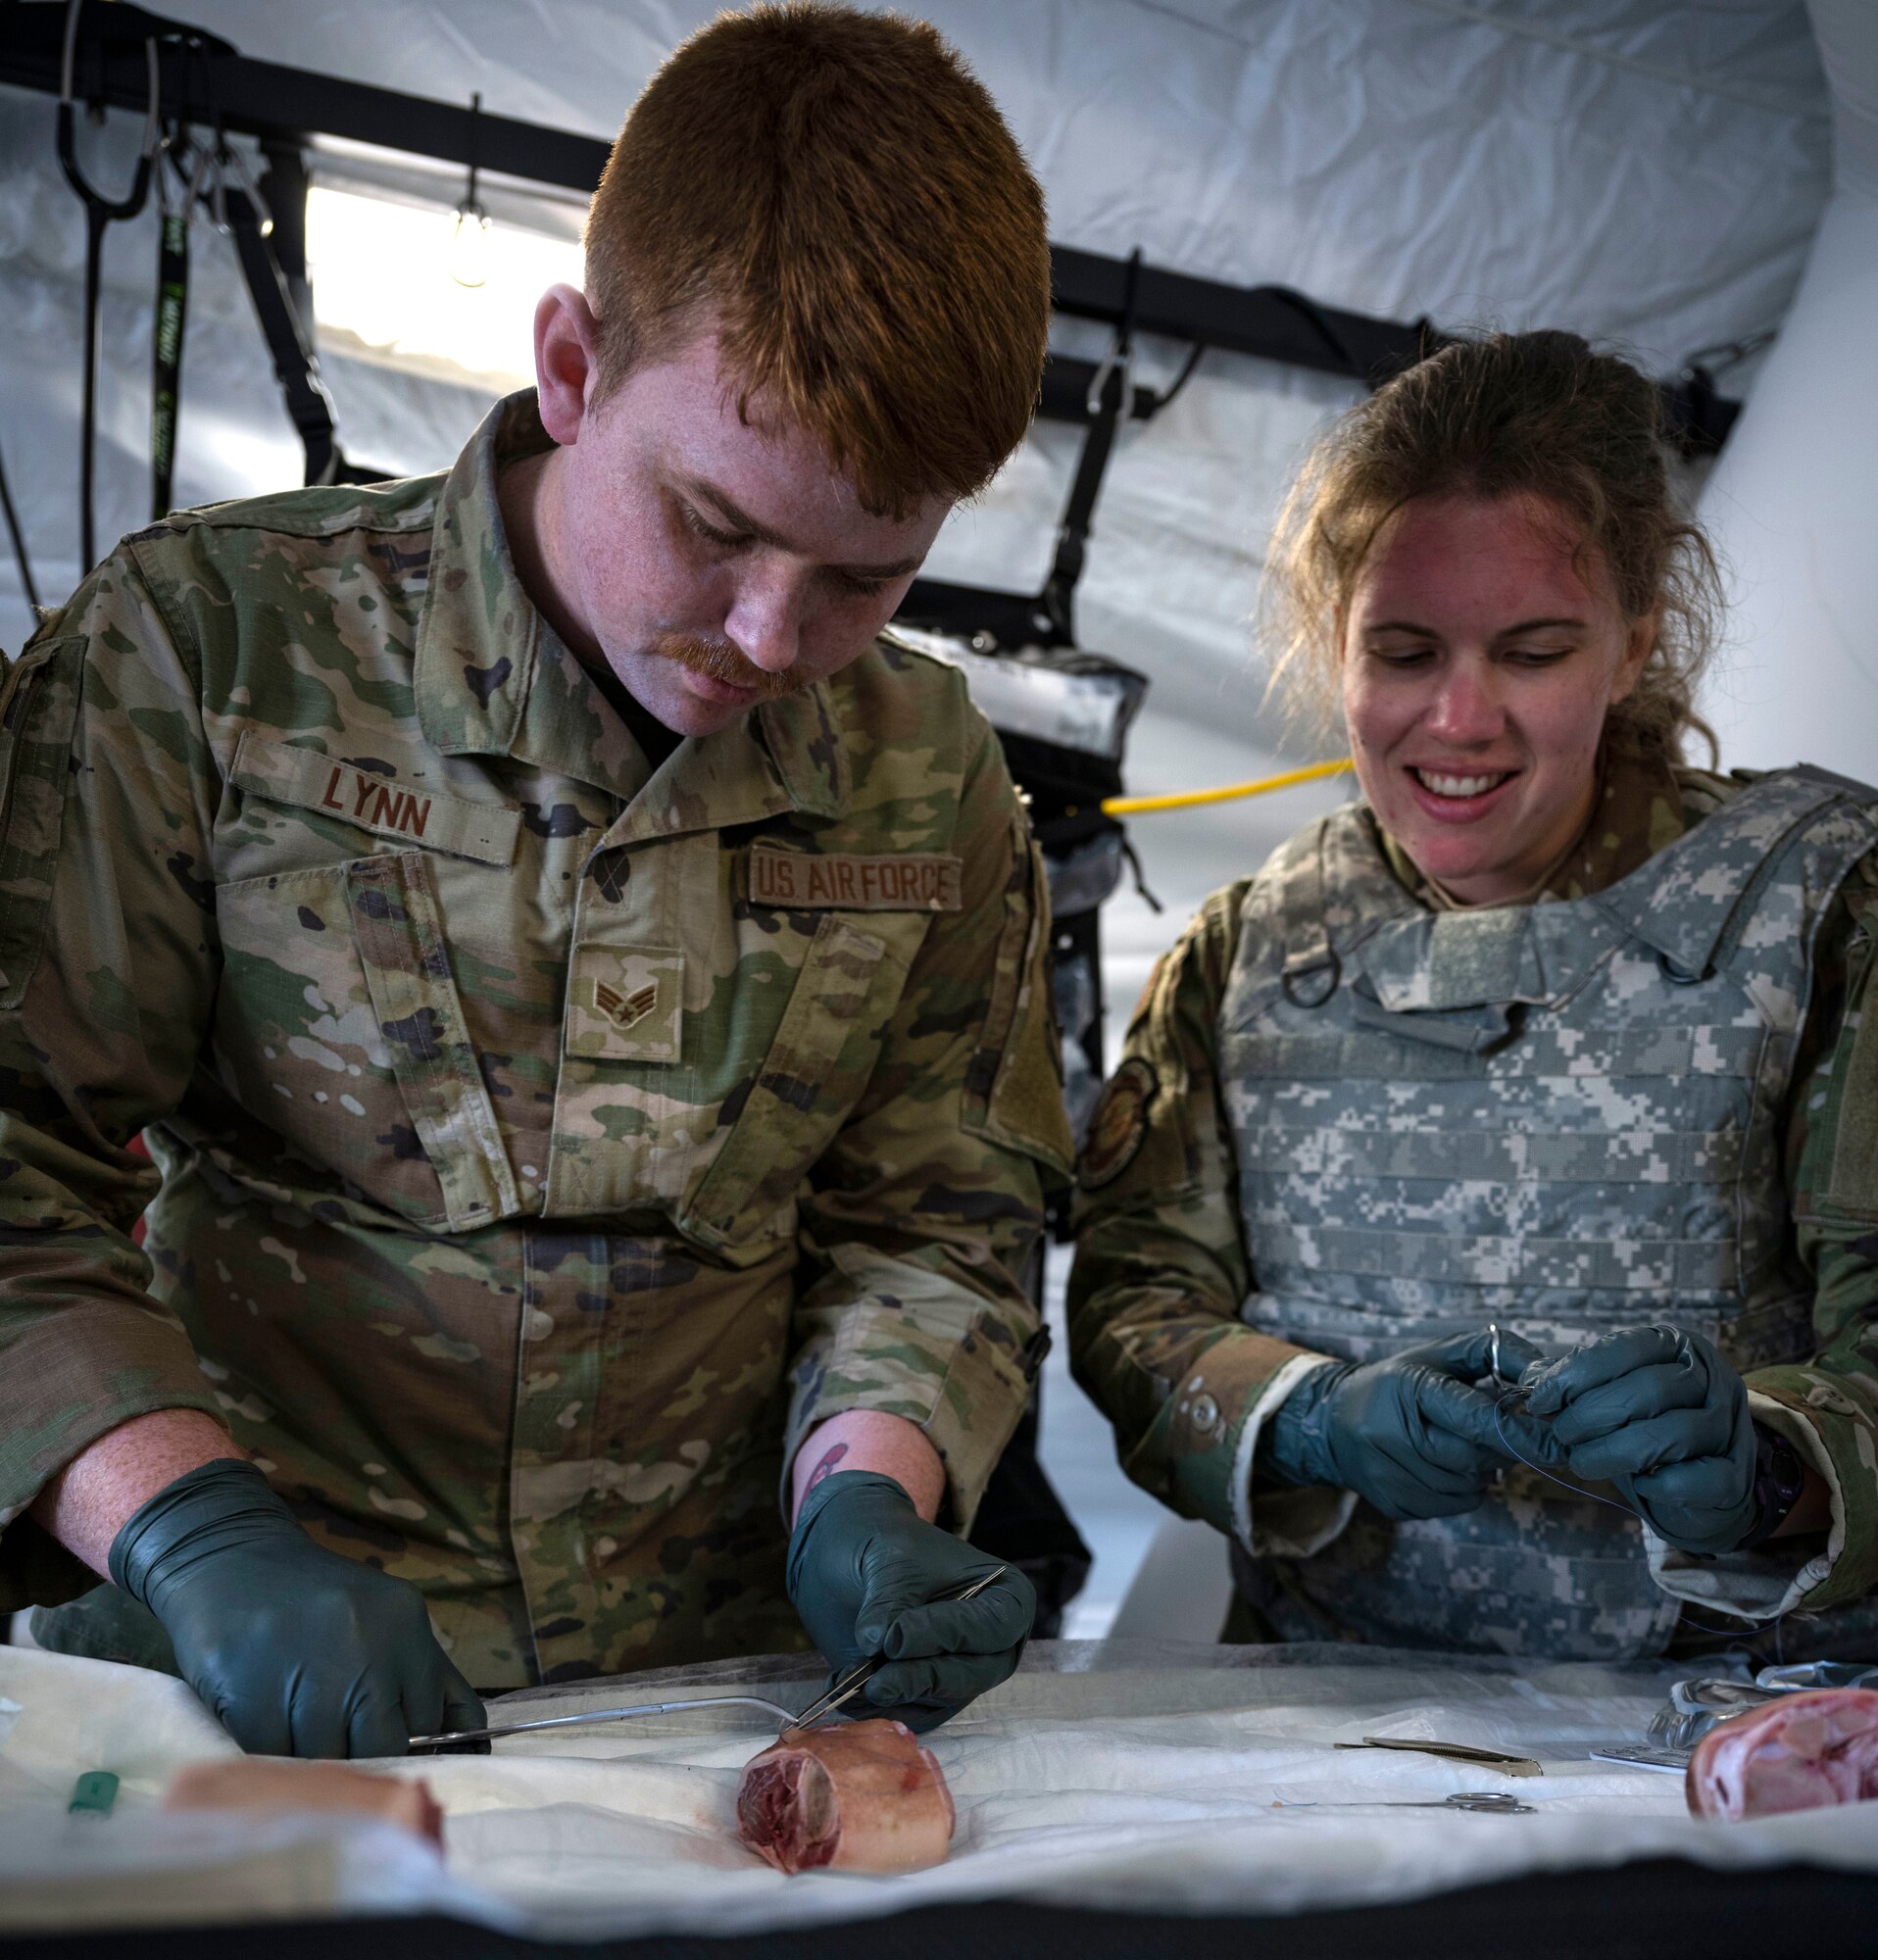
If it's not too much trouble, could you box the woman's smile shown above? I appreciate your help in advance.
[1341,491,1654,905]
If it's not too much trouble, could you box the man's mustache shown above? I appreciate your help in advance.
[652,633,804,701]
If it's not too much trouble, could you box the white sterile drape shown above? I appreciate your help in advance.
[5,1642,1878,1938]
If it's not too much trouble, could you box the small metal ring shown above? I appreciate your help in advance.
[1281,947,1341,1009]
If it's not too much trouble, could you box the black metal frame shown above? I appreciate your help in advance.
[0,7,1427,372]
[4,0,1746,636]
[1,0,1742,463]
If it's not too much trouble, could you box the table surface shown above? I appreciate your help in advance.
[8,1639,1878,1945]
[6,1858,1878,1960]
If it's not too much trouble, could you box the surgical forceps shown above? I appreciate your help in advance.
[1385,1790,1533,1813]
[1278,1791,1535,1814]
[410,1564,1012,1752]
[409,1693,799,1752]
[789,1565,1011,1731]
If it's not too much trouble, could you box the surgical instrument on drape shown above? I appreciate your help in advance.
[1276,1790,1535,1814]
[409,1694,800,1753]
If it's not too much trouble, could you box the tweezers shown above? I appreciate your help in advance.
[410,1563,1011,1752]
[1335,1737,1542,1778]
[1276,1791,1534,1814]
[788,1565,1010,1732]
[408,1693,798,1752]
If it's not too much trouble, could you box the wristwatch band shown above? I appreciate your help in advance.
[1735,1422,1807,1551]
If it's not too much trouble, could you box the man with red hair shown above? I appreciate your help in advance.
[0,6,1069,1756]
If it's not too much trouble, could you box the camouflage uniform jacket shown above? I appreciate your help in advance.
[0,392,1072,1688]
[1069,735,1878,1659]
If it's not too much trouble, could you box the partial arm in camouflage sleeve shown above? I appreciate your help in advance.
[1644,855,1878,1620]
[784,720,1073,1533]
[1065,887,1352,1556]
[0,549,232,1610]
[1749,855,1878,1603]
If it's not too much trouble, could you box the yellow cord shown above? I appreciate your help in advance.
[1101,757,1354,817]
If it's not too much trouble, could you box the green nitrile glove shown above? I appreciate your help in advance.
[786,1470,1033,1734]
[1262,1329,1545,1521]
[1516,1325,1755,1555]
[110,1459,483,1758]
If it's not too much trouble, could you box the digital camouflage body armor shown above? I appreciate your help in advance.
[1217,766,1878,1657]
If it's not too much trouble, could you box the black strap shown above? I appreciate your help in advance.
[148,48,220,523]
[172,35,355,494]
[56,1,161,572]
[219,174,345,487]
[150,186,188,520]
[1793,760,1878,802]
[1038,248,1143,647]
[0,430,41,614]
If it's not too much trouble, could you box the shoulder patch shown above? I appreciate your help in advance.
[1078,1056,1159,1191]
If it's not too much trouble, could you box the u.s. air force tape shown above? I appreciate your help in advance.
[748,843,963,912]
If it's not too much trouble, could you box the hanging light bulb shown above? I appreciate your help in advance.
[449,91,490,289]
[449,199,490,289]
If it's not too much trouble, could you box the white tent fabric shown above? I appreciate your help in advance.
[1,1,1833,758]
[1697,0,1878,780]
[9,1640,1878,1939]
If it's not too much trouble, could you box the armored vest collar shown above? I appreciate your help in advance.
[1275,765,1878,1033]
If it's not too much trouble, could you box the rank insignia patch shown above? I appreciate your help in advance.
[565,946,684,1062]
[595,979,659,1030]
[1078,1055,1158,1190]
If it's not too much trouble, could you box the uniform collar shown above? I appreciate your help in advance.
[598,686,849,848]
[415,390,549,762]
[415,389,848,822]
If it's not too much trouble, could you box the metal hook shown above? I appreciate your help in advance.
[57,1,162,215]
[1083,338,1136,423]
[217,138,272,239]
[56,0,164,572]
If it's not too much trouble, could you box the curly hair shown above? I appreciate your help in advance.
[1262,330,1724,760]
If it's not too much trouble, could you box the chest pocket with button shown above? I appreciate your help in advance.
[544,836,931,1253]
[214,850,519,1232]
[680,911,912,1254]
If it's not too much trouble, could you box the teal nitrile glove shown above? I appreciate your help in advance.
[1262,1329,1545,1521]
[786,1470,1034,1734]
[110,1459,483,1758]
[1516,1325,1755,1556]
